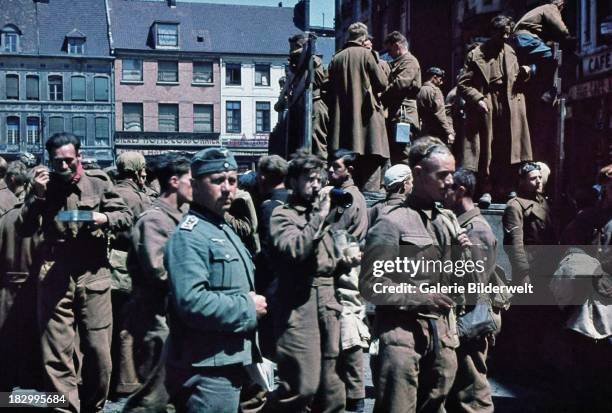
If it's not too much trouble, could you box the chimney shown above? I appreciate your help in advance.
[278,2,283,6]
[168,0,176,8]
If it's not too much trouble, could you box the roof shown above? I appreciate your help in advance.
[37,0,111,56]
[108,0,301,56]
[0,0,39,54]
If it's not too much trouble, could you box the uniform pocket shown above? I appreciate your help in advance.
[84,277,112,330]
[320,297,342,358]
[209,245,240,290]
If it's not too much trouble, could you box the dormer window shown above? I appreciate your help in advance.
[65,29,86,55]
[2,25,20,53]
[156,23,179,48]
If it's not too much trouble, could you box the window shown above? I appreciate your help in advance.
[226,101,241,133]
[49,75,63,101]
[26,117,40,145]
[72,117,87,141]
[194,105,213,133]
[226,63,241,85]
[6,117,19,145]
[255,64,270,86]
[26,75,39,100]
[157,23,178,47]
[68,38,85,55]
[95,117,109,146]
[158,104,179,132]
[123,103,143,131]
[158,61,178,82]
[193,61,213,84]
[49,116,64,136]
[71,76,86,101]
[6,74,18,100]
[122,59,143,82]
[256,102,271,133]
[2,26,19,53]
[94,77,109,101]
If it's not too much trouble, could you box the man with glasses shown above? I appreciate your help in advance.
[22,132,133,413]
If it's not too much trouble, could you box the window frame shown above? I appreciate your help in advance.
[94,117,110,146]
[193,104,214,133]
[71,75,86,101]
[157,60,179,83]
[156,23,179,48]
[48,75,63,101]
[158,104,179,132]
[255,101,271,133]
[2,26,19,53]
[26,75,39,100]
[6,116,19,146]
[122,59,143,82]
[48,116,64,137]
[67,38,85,55]
[94,76,109,102]
[72,116,87,141]
[225,101,241,133]
[193,61,214,84]
[225,63,241,86]
[123,103,144,132]
[254,64,270,87]
[6,73,19,100]
[26,117,40,146]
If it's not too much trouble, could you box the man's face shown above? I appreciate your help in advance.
[50,144,81,182]
[191,170,237,217]
[432,75,444,87]
[385,42,402,58]
[293,169,322,203]
[328,158,350,187]
[443,183,459,210]
[137,168,147,188]
[176,171,193,205]
[520,170,543,195]
[415,153,455,203]
[490,27,510,46]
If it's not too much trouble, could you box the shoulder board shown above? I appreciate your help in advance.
[84,169,111,181]
[180,215,199,231]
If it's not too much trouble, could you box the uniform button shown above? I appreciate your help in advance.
[225,254,230,259]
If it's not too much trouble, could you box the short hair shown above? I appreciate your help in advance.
[6,160,28,187]
[331,149,358,169]
[286,150,325,187]
[156,153,191,193]
[0,156,7,179]
[347,22,368,42]
[518,161,541,178]
[258,154,288,188]
[384,31,408,48]
[488,15,513,35]
[425,67,445,80]
[407,136,448,169]
[452,168,476,198]
[550,0,565,6]
[46,132,81,156]
[597,164,612,185]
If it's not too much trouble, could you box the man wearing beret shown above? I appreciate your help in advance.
[164,148,267,413]
[417,67,455,145]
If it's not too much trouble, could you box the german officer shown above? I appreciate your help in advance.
[164,148,267,413]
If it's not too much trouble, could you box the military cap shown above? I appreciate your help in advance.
[116,151,146,173]
[384,164,412,188]
[191,147,237,177]
[426,67,445,78]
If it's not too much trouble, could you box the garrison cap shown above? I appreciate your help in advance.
[191,147,237,177]
[384,164,412,188]
[116,151,146,173]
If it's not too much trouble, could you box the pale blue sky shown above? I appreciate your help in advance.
[178,0,334,28]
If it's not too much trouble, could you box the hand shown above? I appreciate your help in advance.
[425,293,455,311]
[447,134,455,145]
[342,251,362,268]
[92,212,108,227]
[457,233,472,248]
[249,292,268,319]
[478,99,489,113]
[316,187,332,219]
[32,166,50,198]
[519,65,532,80]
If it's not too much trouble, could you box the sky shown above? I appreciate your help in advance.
[178,0,335,28]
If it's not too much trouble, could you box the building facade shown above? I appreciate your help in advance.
[0,0,114,164]
[108,0,299,166]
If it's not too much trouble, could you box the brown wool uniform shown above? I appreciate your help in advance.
[360,197,460,413]
[19,170,133,413]
[448,208,498,413]
[367,192,406,228]
[381,51,421,163]
[269,196,346,413]
[312,55,330,161]
[0,205,43,391]
[0,187,19,215]
[458,44,531,190]
[122,198,185,413]
[417,80,455,142]
[514,4,569,40]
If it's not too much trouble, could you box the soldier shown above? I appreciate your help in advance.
[225,188,260,256]
[367,164,413,228]
[417,67,455,145]
[266,151,347,412]
[329,22,389,192]
[0,160,28,214]
[458,15,533,204]
[21,133,133,413]
[360,141,468,413]
[122,154,192,413]
[511,0,572,102]
[443,168,499,413]
[164,148,267,413]
[0,156,7,190]
[110,151,152,397]
[381,31,422,164]
[327,149,369,412]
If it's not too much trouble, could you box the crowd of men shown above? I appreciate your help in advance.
[0,1,610,413]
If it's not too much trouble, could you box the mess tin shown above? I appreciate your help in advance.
[57,210,95,222]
